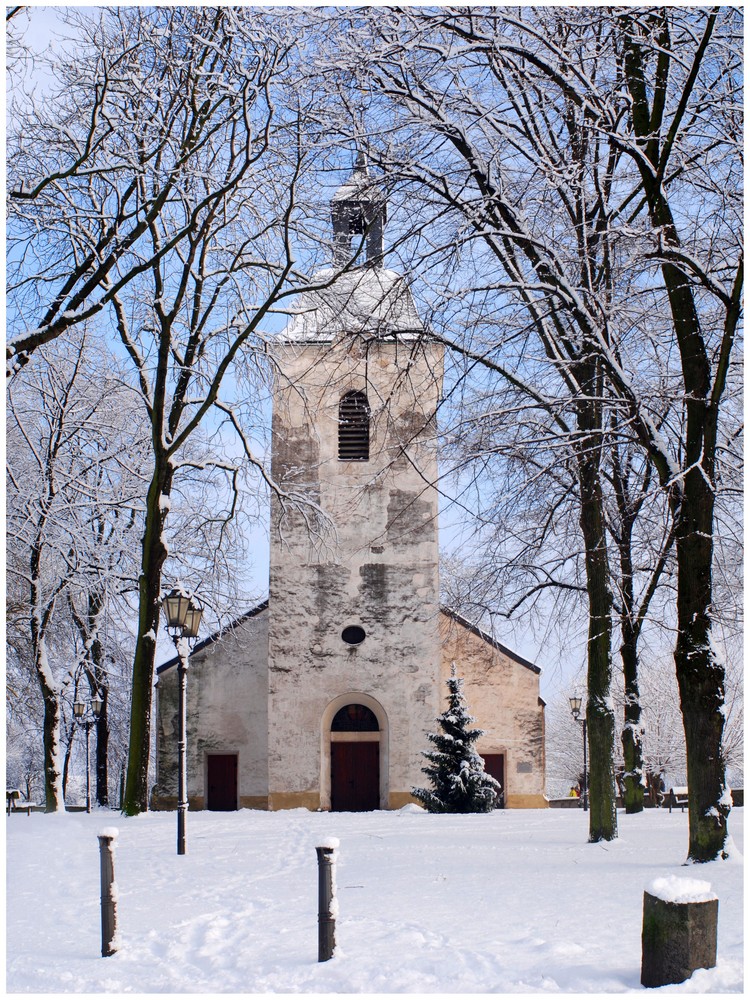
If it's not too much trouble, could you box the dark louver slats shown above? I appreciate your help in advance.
[338,391,370,461]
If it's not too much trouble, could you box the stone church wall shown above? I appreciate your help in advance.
[153,600,548,811]
[154,608,269,810]
[439,611,547,808]
[267,338,445,809]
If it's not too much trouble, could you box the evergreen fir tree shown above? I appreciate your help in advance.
[412,663,502,813]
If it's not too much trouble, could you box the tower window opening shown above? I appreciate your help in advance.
[348,208,365,235]
[339,391,370,461]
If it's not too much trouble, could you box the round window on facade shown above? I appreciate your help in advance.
[341,625,366,646]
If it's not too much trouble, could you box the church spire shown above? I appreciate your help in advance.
[331,152,385,268]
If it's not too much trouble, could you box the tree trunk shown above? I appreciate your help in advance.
[61,719,75,803]
[620,631,645,814]
[674,460,728,860]
[89,603,109,807]
[96,694,110,807]
[122,459,173,815]
[38,656,64,812]
[655,258,728,859]
[664,268,728,859]
[30,535,65,812]
[611,485,645,814]
[576,388,617,842]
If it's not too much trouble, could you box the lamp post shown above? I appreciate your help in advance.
[73,690,103,813]
[162,586,202,856]
[569,694,589,812]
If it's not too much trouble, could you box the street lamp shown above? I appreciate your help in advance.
[161,586,202,856]
[73,690,103,813]
[569,694,589,812]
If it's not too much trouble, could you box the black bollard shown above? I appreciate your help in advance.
[316,842,338,962]
[98,829,119,957]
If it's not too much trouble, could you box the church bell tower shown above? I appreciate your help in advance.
[267,158,444,810]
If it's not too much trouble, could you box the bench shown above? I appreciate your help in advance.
[668,787,689,813]
[6,789,34,816]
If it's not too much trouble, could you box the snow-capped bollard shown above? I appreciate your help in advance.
[98,828,119,957]
[316,840,338,962]
[641,876,718,987]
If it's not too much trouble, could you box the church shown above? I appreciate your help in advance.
[153,159,547,813]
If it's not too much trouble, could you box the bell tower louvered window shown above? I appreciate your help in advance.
[338,390,370,461]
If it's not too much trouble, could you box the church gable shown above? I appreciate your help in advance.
[439,608,546,809]
[156,600,269,676]
[155,603,269,811]
[439,606,542,677]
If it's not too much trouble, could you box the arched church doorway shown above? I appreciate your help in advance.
[330,703,380,812]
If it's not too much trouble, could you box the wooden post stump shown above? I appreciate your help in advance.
[641,877,718,987]
[316,841,338,962]
[98,829,119,957]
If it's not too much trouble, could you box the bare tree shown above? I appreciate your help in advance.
[330,5,741,859]
[439,380,677,815]
[611,8,742,859]
[6,333,146,809]
[7,7,385,813]
[605,434,677,813]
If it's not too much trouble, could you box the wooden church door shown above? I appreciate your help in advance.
[482,753,505,808]
[330,704,380,811]
[331,741,379,811]
[206,753,238,811]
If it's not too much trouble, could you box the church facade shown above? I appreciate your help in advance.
[153,161,546,813]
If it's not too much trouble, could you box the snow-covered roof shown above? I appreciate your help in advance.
[331,154,382,206]
[278,267,425,344]
[331,167,372,204]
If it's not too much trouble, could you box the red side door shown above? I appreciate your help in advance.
[482,753,505,808]
[206,753,238,811]
[331,741,379,811]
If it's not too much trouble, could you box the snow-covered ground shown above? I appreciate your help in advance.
[6,805,743,994]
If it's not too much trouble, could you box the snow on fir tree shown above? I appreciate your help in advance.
[412,663,502,813]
